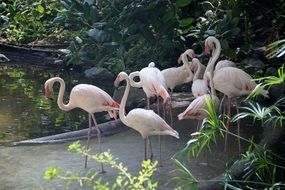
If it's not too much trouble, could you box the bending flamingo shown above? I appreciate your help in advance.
[114,72,179,161]
[163,49,195,95]
[204,36,268,153]
[44,77,120,171]
[178,71,220,131]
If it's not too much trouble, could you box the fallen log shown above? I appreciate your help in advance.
[13,120,128,146]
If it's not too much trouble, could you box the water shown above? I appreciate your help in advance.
[0,64,258,189]
[0,64,114,144]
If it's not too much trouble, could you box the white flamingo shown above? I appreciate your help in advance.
[44,77,120,171]
[204,36,268,153]
[114,72,179,161]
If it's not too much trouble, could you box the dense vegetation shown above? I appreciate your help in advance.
[1,0,285,189]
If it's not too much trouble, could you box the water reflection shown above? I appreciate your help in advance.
[0,65,114,144]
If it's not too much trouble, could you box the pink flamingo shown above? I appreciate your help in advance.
[129,62,170,112]
[114,72,179,161]
[163,49,195,95]
[191,58,209,98]
[44,77,120,172]
[178,71,220,131]
[204,36,269,152]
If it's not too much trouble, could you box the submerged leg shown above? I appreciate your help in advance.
[85,113,92,168]
[91,114,105,173]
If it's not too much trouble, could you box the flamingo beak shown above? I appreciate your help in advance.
[44,86,52,100]
[205,42,211,56]
[114,77,121,88]
[177,54,183,64]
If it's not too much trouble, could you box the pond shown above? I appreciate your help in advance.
[0,63,258,189]
[0,64,114,144]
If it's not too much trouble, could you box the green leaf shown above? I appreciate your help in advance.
[180,17,195,27]
[37,5,45,14]
[53,16,66,24]
[176,0,192,7]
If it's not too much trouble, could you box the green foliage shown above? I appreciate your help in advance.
[182,0,241,56]
[267,39,285,59]
[172,77,285,189]
[44,141,158,190]
[0,0,65,43]
[50,0,185,70]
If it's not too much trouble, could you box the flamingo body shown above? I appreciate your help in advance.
[178,94,219,120]
[215,60,236,71]
[44,77,119,170]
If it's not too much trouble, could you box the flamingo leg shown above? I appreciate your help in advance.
[157,96,160,115]
[236,99,241,153]
[144,139,148,161]
[91,114,105,173]
[224,97,231,153]
[85,113,92,168]
[147,97,150,110]
[148,137,153,161]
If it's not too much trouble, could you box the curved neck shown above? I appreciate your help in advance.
[129,71,142,88]
[182,53,193,81]
[193,59,202,81]
[52,77,72,111]
[119,73,130,124]
[207,72,216,96]
[204,38,221,80]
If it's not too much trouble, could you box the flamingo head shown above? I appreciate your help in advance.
[177,53,183,64]
[185,49,196,59]
[205,42,212,56]
[44,79,53,99]
[114,72,128,87]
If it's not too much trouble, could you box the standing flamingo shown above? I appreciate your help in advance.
[129,62,170,112]
[114,72,179,161]
[204,36,268,152]
[178,71,220,131]
[44,77,120,172]
[191,58,209,98]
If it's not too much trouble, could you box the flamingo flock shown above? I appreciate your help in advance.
[44,36,268,172]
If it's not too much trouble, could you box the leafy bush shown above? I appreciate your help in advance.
[44,141,158,189]
[0,0,65,43]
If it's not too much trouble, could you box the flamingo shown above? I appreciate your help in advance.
[191,58,209,98]
[204,36,269,153]
[44,77,120,172]
[178,71,220,131]
[215,60,236,71]
[129,62,170,112]
[162,49,195,95]
[128,62,170,165]
[161,51,194,126]
[114,72,179,161]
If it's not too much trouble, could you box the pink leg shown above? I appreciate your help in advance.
[85,114,92,168]
[91,114,105,173]
[144,139,148,160]
[236,99,241,153]
[147,98,150,110]
[224,97,231,153]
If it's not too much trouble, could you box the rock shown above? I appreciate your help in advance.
[113,86,151,111]
[84,67,115,81]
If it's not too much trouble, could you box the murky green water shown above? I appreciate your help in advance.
[0,64,114,144]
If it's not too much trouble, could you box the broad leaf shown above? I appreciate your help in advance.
[176,0,192,7]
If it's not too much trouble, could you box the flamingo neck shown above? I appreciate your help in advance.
[193,60,202,81]
[182,53,193,82]
[208,72,217,96]
[118,73,130,124]
[204,38,221,80]
[129,71,142,88]
[51,77,72,111]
